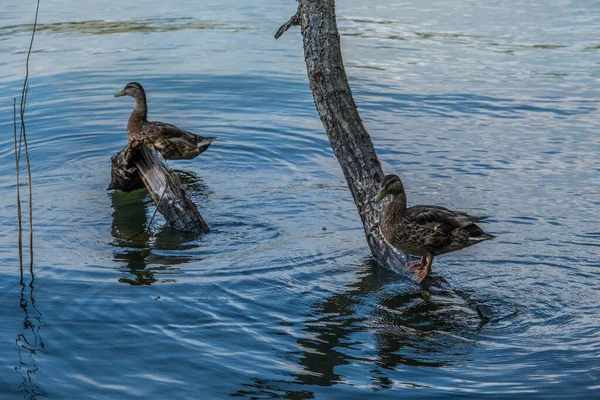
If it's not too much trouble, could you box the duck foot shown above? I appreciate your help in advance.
[405,256,426,272]
[413,255,434,284]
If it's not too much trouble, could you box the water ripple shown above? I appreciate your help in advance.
[1,0,599,398]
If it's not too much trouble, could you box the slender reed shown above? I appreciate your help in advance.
[13,99,23,267]
[126,188,168,241]
[17,0,40,266]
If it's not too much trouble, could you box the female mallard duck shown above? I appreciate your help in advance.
[373,174,494,284]
[114,82,216,160]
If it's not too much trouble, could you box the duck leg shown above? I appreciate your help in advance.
[405,256,426,272]
[414,255,434,284]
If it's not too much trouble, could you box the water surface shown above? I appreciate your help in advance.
[0,0,599,398]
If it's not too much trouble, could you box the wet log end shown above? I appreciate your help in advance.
[109,141,210,234]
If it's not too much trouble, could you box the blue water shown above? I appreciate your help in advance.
[1,0,599,398]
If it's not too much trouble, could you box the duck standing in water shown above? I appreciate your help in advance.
[373,174,495,284]
[114,82,216,160]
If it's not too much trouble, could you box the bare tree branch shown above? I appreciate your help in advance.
[275,5,301,39]
[276,0,406,273]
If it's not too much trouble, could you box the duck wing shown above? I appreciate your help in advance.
[140,121,216,160]
[406,205,484,234]
[142,121,202,144]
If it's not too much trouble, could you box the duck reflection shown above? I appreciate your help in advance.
[113,248,190,285]
[110,172,202,285]
[296,261,484,382]
[234,260,487,397]
[173,169,209,198]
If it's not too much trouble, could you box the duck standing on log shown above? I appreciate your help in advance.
[114,82,216,160]
[373,174,495,284]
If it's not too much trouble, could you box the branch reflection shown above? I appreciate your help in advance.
[110,170,205,285]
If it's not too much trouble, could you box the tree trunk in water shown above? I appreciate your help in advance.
[276,0,405,272]
[108,142,210,234]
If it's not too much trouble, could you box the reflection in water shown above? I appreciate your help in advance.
[15,262,47,399]
[113,248,191,285]
[235,261,486,397]
[296,262,483,377]
[109,170,205,285]
[173,169,209,198]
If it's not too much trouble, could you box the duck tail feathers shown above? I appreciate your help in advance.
[472,233,495,241]
[200,136,217,145]
[197,136,216,153]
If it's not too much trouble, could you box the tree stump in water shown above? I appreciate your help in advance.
[108,141,210,234]
[108,146,145,192]
[275,0,405,272]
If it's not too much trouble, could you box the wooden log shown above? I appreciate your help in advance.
[108,141,210,234]
[108,145,145,192]
[276,0,405,272]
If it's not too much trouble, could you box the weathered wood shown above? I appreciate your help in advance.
[135,143,210,233]
[108,142,210,234]
[108,145,144,192]
[276,0,405,272]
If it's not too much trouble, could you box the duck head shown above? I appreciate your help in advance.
[372,174,405,202]
[114,82,146,101]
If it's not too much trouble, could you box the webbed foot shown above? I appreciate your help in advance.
[411,255,434,285]
[405,256,426,272]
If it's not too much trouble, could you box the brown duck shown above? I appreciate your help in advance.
[373,174,495,284]
[114,82,215,160]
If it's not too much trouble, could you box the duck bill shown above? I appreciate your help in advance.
[372,187,387,202]
[114,90,126,97]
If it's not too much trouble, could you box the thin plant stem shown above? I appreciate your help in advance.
[13,98,23,272]
[19,0,40,267]
[127,188,168,241]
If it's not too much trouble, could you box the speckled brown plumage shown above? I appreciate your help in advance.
[115,82,216,160]
[374,174,494,283]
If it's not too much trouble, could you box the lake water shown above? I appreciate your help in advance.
[0,0,599,398]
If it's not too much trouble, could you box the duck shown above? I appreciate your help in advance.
[114,82,216,160]
[373,173,495,284]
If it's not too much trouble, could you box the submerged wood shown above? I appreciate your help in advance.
[276,0,404,272]
[109,141,210,234]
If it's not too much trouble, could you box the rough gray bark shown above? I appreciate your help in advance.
[108,142,210,234]
[276,0,405,273]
